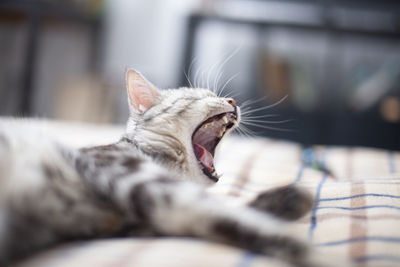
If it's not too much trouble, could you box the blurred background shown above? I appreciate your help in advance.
[0,0,399,149]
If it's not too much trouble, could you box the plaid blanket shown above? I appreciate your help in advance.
[15,126,400,267]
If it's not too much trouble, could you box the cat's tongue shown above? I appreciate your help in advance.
[193,143,214,171]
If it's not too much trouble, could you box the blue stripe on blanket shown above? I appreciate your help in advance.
[320,193,400,201]
[353,255,400,263]
[317,205,400,211]
[308,173,328,240]
[317,236,400,246]
[292,165,305,184]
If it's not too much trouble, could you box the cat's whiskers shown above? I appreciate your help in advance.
[211,47,241,95]
[218,73,240,99]
[235,126,250,137]
[241,114,280,120]
[200,67,211,89]
[239,116,293,132]
[184,72,193,88]
[242,119,292,124]
[241,122,294,132]
[213,70,224,94]
[240,96,268,109]
[222,91,242,102]
[235,124,256,138]
[194,66,203,88]
[184,56,199,88]
[235,95,293,134]
[206,57,224,92]
[240,95,288,116]
[186,46,241,94]
[193,61,208,88]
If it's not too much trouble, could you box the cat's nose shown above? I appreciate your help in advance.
[226,98,236,107]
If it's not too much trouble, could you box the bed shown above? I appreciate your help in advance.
[12,120,400,267]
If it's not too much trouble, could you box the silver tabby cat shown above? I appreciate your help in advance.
[0,70,347,267]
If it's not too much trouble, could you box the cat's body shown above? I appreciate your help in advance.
[0,70,345,267]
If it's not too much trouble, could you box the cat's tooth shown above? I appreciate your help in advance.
[218,127,226,137]
[202,122,212,129]
[222,116,228,124]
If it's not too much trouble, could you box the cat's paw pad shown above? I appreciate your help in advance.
[249,186,313,221]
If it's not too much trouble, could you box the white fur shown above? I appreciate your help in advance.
[0,121,67,200]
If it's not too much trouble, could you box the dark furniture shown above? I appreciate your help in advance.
[0,0,103,115]
[180,0,400,150]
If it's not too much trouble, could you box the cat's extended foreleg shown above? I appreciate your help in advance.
[109,176,337,267]
[77,155,346,267]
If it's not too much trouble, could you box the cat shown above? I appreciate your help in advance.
[0,69,344,267]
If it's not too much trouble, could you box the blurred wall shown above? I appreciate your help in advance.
[103,0,201,122]
[0,0,201,122]
[103,0,199,88]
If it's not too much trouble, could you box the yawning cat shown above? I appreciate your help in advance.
[0,69,345,267]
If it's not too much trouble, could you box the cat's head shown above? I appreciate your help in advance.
[123,69,240,185]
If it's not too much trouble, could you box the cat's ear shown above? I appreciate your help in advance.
[126,69,160,113]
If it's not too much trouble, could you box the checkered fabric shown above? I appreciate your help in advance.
[15,125,400,267]
[212,137,400,267]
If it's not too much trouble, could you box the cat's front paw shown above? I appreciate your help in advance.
[249,186,313,221]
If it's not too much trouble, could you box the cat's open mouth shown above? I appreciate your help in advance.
[192,111,237,182]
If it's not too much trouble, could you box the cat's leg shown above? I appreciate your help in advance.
[75,154,347,267]
[248,186,313,221]
[102,172,342,267]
